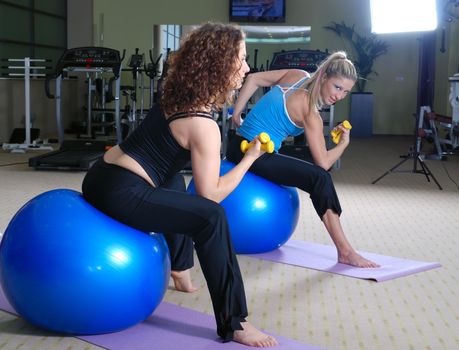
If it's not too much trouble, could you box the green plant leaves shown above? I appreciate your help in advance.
[324,21,390,92]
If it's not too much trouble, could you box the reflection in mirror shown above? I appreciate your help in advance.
[242,26,311,72]
[243,26,311,44]
[153,25,312,73]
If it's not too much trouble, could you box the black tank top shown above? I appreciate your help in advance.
[119,105,215,186]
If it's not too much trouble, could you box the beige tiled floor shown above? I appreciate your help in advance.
[1,135,458,350]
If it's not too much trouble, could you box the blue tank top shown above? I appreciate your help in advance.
[238,75,308,151]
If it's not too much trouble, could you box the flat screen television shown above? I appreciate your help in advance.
[230,0,286,23]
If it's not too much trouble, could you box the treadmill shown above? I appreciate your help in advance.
[29,47,123,170]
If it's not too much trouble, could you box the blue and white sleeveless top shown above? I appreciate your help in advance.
[238,74,308,151]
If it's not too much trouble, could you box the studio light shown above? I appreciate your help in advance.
[369,0,444,189]
[370,0,438,34]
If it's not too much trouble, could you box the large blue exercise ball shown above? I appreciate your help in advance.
[0,189,170,335]
[188,160,300,254]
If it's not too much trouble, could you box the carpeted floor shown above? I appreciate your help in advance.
[0,135,458,350]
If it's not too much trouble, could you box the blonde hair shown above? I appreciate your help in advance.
[304,51,357,111]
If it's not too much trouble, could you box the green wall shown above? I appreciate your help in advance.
[92,0,459,135]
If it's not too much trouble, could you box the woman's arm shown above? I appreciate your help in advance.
[232,69,307,127]
[303,107,350,170]
[188,118,263,203]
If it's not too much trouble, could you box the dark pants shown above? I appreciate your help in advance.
[82,159,247,341]
[226,134,342,218]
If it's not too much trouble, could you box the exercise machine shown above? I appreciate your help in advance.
[431,73,459,150]
[269,49,328,71]
[119,48,146,139]
[93,74,117,137]
[29,47,122,170]
[1,57,53,153]
[144,49,162,109]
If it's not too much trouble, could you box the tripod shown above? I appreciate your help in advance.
[372,31,443,190]
[371,106,442,190]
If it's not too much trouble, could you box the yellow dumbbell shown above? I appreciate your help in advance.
[240,132,275,154]
[331,120,352,144]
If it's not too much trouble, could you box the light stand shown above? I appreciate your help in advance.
[371,31,443,190]
[371,107,443,189]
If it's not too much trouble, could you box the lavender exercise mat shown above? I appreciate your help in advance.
[247,239,441,282]
[0,283,325,350]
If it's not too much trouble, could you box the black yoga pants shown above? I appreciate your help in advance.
[226,134,342,218]
[82,159,247,341]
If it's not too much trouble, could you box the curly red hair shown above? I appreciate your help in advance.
[160,22,245,116]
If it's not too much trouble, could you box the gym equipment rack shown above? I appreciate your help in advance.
[29,47,122,171]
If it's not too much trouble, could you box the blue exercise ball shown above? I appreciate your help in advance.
[188,160,299,254]
[0,189,170,335]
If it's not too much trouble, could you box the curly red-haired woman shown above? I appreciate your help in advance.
[82,22,277,347]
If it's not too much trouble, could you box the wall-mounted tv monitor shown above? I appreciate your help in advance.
[230,0,286,23]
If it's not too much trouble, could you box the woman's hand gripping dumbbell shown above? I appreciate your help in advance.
[240,132,275,154]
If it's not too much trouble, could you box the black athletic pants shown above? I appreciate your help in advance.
[226,134,342,218]
[82,159,247,341]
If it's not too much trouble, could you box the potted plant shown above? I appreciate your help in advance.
[324,21,389,92]
[324,21,390,137]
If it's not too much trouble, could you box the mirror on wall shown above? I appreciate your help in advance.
[154,25,311,72]
[243,25,311,44]
[242,25,311,71]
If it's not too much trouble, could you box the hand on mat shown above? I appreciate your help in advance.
[338,250,380,268]
[171,269,198,293]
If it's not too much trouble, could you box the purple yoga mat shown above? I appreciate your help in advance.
[248,240,441,282]
[0,283,325,350]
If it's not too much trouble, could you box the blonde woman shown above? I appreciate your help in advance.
[228,51,379,268]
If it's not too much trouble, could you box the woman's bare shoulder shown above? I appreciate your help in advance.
[279,69,310,84]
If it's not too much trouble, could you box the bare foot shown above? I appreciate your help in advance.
[171,269,198,292]
[233,321,278,347]
[338,250,380,268]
